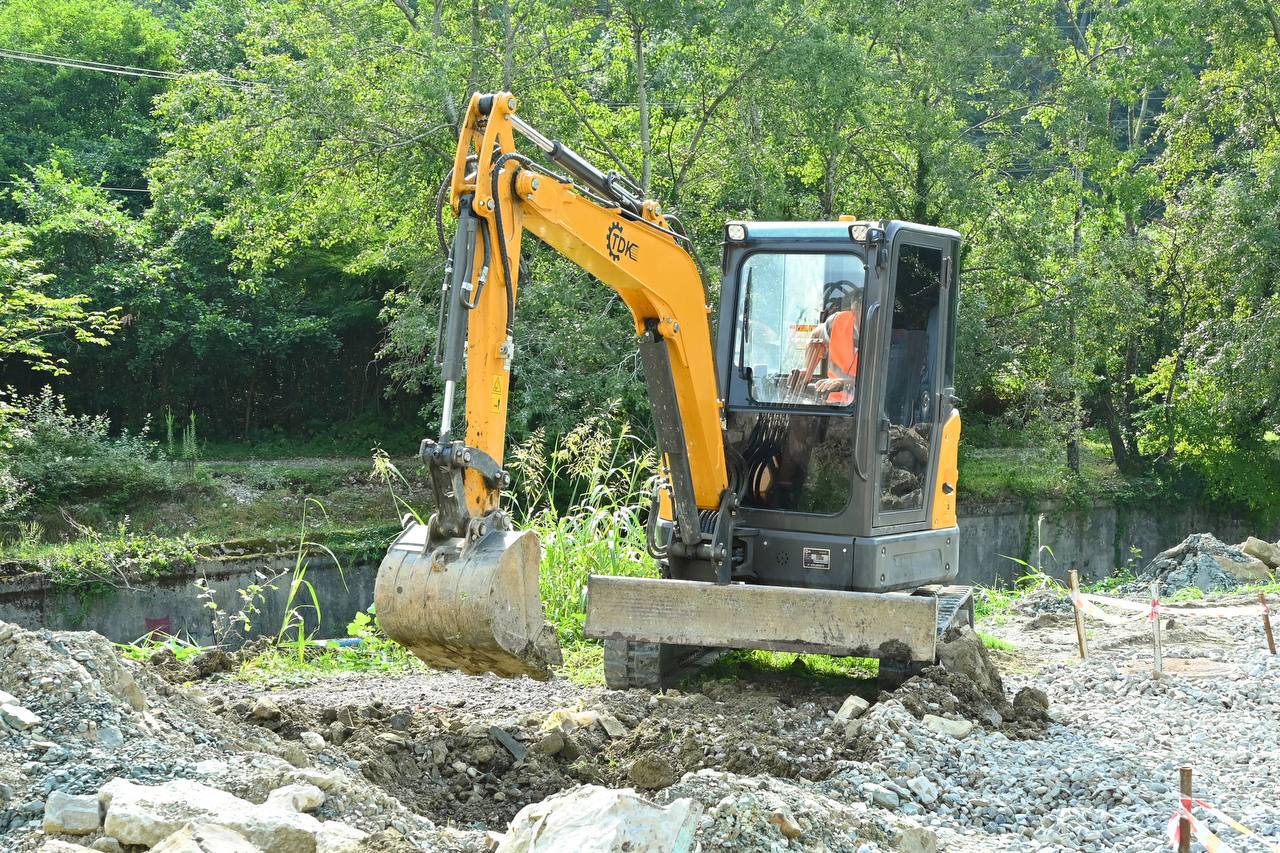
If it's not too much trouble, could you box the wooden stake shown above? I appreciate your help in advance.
[1151,580,1163,679]
[1262,592,1277,656]
[1178,766,1192,853]
[1068,569,1087,660]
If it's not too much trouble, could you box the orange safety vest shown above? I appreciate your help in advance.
[826,310,859,404]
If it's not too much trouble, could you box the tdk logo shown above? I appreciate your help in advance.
[606,222,637,262]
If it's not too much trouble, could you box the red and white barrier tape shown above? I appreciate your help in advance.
[1166,798,1280,852]
[1079,592,1266,621]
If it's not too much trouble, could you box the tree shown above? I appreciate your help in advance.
[0,0,178,199]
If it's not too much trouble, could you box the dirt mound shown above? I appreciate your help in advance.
[885,626,1049,743]
[214,673,866,829]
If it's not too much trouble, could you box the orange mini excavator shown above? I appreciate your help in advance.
[374,92,972,688]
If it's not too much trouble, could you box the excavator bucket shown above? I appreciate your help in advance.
[373,522,562,679]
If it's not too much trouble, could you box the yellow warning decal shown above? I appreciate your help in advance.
[490,376,504,413]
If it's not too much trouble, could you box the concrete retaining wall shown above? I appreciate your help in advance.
[0,554,376,648]
[956,501,1276,587]
[0,500,1274,645]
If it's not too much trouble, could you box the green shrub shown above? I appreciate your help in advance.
[507,413,659,643]
[21,522,199,589]
[5,387,179,511]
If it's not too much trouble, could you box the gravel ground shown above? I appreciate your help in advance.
[3,579,1278,852]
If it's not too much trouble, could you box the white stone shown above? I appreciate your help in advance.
[193,760,230,777]
[1241,536,1280,569]
[39,842,97,853]
[1,702,40,729]
[151,823,262,853]
[864,783,900,809]
[893,824,938,853]
[497,785,700,852]
[596,713,628,738]
[315,822,368,853]
[100,778,322,853]
[0,689,18,704]
[299,732,326,753]
[906,776,939,804]
[835,695,871,724]
[921,714,973,739]
[43,790,102,835]
[265,784,325,813]
[288,769,339,793]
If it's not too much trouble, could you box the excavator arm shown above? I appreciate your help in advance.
[374,92,732,678]
[449,92,728,526]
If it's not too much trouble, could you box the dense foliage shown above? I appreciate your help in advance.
[1,0,1278,510]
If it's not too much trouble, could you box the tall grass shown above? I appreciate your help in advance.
[507,414,660,643]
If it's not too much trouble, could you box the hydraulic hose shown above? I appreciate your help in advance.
[489,151,535,339]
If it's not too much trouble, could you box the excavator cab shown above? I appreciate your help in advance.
[374,93,971,688]
[587,221,970,687]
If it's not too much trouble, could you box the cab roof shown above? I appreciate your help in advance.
[729,220,962,243]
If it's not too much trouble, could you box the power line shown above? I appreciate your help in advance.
[0,179,150,194]
[0,47,267,91]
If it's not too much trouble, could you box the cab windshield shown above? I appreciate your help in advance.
[735,252,867,408]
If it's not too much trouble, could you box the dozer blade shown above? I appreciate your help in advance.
[374,523,563,679]
[586,576,938,662]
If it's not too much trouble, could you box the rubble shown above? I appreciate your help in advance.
[0,621,470,853]
[1133,533,1271,593]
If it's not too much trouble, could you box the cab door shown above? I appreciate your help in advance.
[871,226,956,531]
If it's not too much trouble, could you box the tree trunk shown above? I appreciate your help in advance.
[501,0,514,91]
[631,18,652,194]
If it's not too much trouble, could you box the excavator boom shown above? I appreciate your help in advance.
[374,92,731,677]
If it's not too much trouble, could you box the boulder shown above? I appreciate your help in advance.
[767,807,803,839]
[834,695,871,724]
[1,702,41,730]
[315,822,368,853]
[39,842,97,853]
[100,778,322,853]
[892,824,938,853]
[1241,537,1280,569]
[921,714,973,739]
[265,784,325,813]
[863,783,900,810]
[906,776,939,805]
[1012,686,1050,720]
[496,785,699,853]
[251,697,282,721]
[299,732,327,753]
[533,732,564,756]
[151,824,262,853]
[1213,553,1270,582]
[43,790,102,835]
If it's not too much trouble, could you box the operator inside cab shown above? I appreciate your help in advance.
[809,280,862,405]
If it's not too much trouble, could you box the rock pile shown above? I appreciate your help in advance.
[0,620,475,853]
[657,768,939,852]
[1131,533,1272,593]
